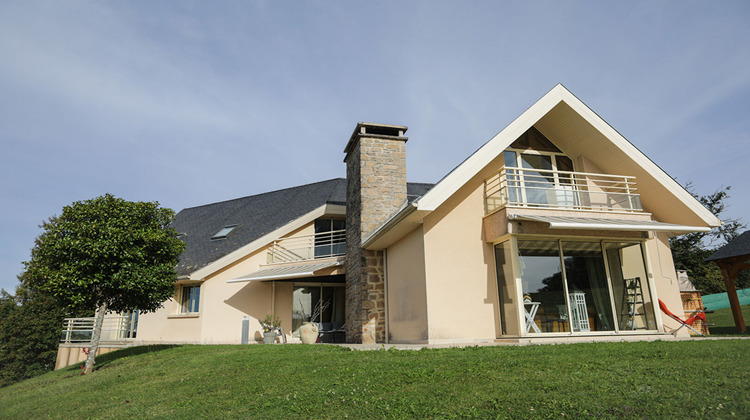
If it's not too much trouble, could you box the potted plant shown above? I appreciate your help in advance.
[259,313,281,344]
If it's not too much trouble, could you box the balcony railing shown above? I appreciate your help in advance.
[60,313,138,343]
[485,167,642,214]
[267,229,346,264]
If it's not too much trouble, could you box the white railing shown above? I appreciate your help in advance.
[267,229,346,264]
[485,167,642,214]
[60,313,138,343]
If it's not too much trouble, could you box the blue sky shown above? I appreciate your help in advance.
[1,1,749,293]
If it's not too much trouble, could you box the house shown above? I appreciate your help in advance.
[56,84,721,366]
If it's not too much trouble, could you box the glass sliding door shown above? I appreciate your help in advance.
[292,284,346,343]
[503,148,579,208]
[605,243,657,331]
[517,240,567,333]
[505,238,655,336]
[292,286,319,332]
[520,154,554,205]
[560,242,615,332]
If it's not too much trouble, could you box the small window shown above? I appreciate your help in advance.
[212,225,238,240]
[180,285,200,313]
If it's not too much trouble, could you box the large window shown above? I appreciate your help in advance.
[180,285,200,314]
[292,284,345,342]
[605,242,657,330]
[502,127,576,208]
[504,150,575,207]
[505,239,656,334]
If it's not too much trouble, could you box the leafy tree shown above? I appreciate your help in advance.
[24,194,185,374]
[0,278,65,387]
[670,185,747,294]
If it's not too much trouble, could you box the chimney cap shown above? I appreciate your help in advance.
[344,122,408,155]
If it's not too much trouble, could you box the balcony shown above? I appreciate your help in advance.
[485,167,642,214]
[267,229,346,264]
[60,313,138,344]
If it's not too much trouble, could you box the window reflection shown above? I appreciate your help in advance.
[510,240,655,335]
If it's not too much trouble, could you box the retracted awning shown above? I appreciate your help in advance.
[227,261,343,283]
[507,214,712,233]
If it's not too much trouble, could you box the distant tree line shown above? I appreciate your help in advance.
[0,273,66,387]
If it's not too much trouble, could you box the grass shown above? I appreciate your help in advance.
[1,340,749,418]
[707,304,750,335]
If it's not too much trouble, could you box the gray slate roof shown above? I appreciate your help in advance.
[172,178,433,276]
[705,231,750,262]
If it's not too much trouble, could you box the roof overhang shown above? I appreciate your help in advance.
[188,203,345,280]
[508,214,712,233]
[362,201,431,250]
[227,261,343,283]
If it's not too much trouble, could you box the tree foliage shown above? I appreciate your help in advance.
[0,277,66,387]
[24,194,185,314]
[22,194,185,374]
[670,185,747,294]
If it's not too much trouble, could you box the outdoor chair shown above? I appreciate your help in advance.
[657,299,707,337]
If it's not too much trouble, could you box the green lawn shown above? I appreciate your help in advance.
[707,304,750,335]
[1,340,748,418]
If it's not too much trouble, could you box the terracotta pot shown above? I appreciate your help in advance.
[299,322,319,344]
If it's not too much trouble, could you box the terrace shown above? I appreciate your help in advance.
[485,167,642,214]
[267,229,346,264]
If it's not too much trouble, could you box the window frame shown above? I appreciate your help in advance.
[504,148,576,207]
[495,235,661,337]
[178,284,201,315]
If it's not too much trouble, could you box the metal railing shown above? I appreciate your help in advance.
[267,229,346,264]
[60,312,138,343]
[485,167,642,214]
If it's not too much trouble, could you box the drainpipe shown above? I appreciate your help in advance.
[384,249,389,344]
[272,281,276,316]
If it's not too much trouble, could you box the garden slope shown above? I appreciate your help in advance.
[1,341,748,418]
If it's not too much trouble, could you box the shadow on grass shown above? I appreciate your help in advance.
[709,326,749,335]
[66,345,181,372]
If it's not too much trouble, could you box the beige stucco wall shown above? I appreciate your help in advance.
[135,221,340,344]
[412,140,690,342]
[422,159,504,342]
[55,345,123,370]
[647,232,689,336]
[386,226,428,343]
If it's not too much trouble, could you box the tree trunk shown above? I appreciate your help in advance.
[83,303,107,375]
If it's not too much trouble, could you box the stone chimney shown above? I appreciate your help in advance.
[343,122,408,343]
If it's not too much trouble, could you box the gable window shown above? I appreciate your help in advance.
[503,127,576,208]
[212,225,238,240]
[180,285,200,313]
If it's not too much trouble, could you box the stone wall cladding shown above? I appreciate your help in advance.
[345,129,407,343]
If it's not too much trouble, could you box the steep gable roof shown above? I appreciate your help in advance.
[414,84,721,227]
[173,178,433,277]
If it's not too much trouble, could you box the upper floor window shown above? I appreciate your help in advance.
[314,218,346,258]
[503,127,576,207]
